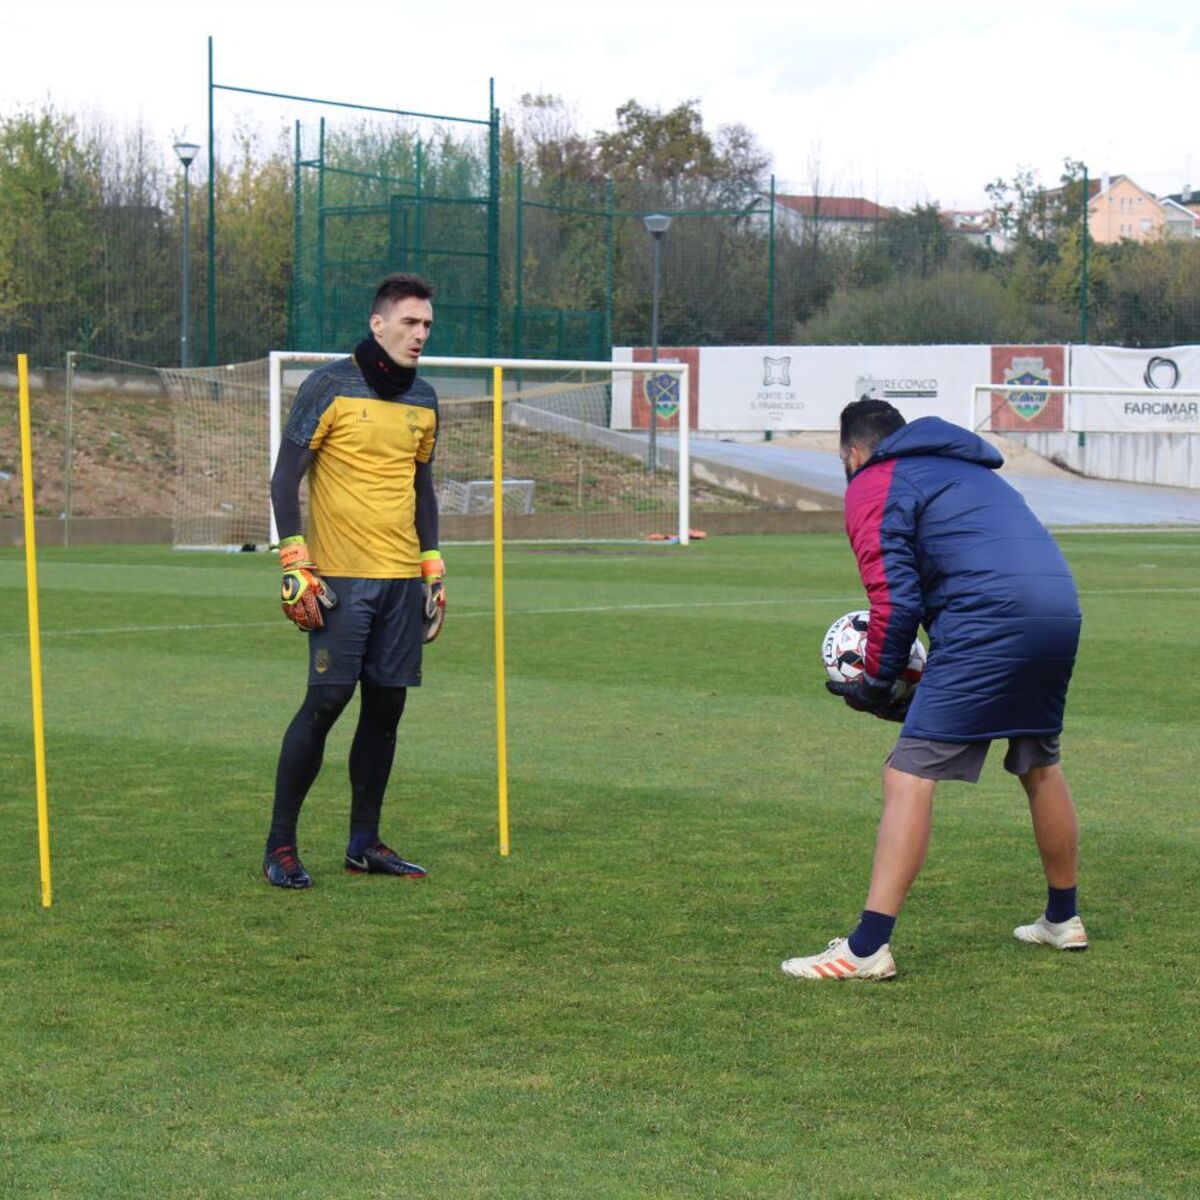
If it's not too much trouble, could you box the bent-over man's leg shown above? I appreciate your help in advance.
[1012,760,1087,948]
[864,765,937,916]
[1019,762,1078,889]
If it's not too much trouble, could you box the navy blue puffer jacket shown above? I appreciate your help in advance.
[845,417,1081,741]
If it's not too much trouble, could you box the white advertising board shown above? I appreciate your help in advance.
[1069,346,1200,431]
[614,345,990,431]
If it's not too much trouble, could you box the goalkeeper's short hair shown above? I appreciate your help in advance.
[372,273,435,314]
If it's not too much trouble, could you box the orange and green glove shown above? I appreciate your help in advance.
[421,550,446,643]
[279,536,337,632]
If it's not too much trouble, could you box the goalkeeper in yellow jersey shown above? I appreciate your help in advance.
[263,273,445,888]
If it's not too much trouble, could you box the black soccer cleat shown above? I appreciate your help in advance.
[263,844,313,889]
[344,841,427,879]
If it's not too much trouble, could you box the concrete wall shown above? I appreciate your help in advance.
[1,516,172,546]
[1008,431,1200,489]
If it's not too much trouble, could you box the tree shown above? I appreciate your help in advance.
[794,268,1076,345]
[0,106,102,362]
[594,98,768,208]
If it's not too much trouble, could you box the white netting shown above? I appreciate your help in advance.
[158,359,274,549]
[269,355,735,543]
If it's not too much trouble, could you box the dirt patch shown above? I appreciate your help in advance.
[0,387,175,519]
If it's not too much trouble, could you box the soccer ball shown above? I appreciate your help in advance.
[821,610,927,697]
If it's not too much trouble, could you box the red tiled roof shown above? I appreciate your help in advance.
[773,195,893,221]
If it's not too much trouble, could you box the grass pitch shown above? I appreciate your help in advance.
[1,532,1197,1198]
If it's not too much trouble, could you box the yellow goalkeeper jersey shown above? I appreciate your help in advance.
[283,356,438,578]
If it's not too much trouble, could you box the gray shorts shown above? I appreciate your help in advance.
[886,735,1061,783]
[306,577,424,688]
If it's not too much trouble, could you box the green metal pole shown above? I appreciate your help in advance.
[316,117,326,346]
[767,173,777,344]
[206,36,217,365]
[1080,164,1089,345]
[604,178,614,355]
[487,80,501,357]
[290,120,301,347]
[413,141,424,272]
[514,162,524,358]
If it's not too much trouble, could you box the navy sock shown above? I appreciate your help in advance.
[347,829,380,856]
[1045,885,1077,924]
[847,909,896,958]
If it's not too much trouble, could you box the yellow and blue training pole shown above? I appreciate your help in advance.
[17,354,52,907]
[492,366,511,856]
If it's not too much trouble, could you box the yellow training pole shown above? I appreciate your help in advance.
[492,366,511,856]
[17,355,52,907]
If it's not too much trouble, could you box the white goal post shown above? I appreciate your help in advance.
[971,382,1200,431]
[268,352,693,546]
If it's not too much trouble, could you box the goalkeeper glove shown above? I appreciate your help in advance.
[420,550,446,643]
[826,673,911,723]
[278,536,337,632]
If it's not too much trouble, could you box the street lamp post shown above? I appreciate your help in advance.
[173,142,201,368]
[643,213,671,471]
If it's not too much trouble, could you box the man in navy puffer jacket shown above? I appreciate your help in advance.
[782,399,1088,982]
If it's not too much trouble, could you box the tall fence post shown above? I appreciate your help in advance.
[206,36,217,366]
[767,173,777,344]
[514,162,524,359]
[487,81,501,357]
[1080,164,1089,345]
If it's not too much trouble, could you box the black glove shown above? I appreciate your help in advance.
[826,673,912,723]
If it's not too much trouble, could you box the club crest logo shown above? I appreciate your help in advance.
[646,372,680,420]
[314,649,331,674]
[763,356,791,387]
[1004,357,1051,420]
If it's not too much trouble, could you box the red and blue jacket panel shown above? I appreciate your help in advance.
[845,417,1081,742]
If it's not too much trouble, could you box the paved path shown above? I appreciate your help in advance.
[671,437,1200,527]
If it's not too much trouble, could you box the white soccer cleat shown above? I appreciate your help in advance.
[1013,914,1089,951]
[780,937,896,981]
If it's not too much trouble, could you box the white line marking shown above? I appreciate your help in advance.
[2,585,1197,642]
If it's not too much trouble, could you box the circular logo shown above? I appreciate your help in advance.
[1143,356,1180,389]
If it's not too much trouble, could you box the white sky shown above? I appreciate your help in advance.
[2,0,1199,209]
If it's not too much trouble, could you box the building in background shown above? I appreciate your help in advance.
[767,194,893,241]
[939,209,1013,253]
[1086,174,1166,243]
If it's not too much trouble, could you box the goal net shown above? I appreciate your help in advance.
[158,359,277,550]
[159,354,730,549]
[970,380,1200,486]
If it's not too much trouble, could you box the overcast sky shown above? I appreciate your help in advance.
[2,0,1198,209]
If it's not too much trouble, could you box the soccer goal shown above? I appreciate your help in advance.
[971,380,1200,486]
[157,355,695,549]
[266,353,694,547]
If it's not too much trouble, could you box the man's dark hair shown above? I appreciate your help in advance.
[371,273,434,315]
[840,399,906,452]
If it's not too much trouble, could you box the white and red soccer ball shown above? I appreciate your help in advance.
[821,610,926,699]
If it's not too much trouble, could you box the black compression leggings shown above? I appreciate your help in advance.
[268,682,408,849]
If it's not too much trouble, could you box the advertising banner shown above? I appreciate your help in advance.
[988,346,1066,432]
[1069,346,1200,431]
[616,345,990,432]
[698,345,989,431]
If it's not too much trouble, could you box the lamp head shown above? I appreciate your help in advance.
[173,142,201,168]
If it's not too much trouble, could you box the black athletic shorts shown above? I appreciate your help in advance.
[886,735,1061,783]
[305,577,424,688]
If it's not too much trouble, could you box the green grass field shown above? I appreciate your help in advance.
[1,532,1198,1199]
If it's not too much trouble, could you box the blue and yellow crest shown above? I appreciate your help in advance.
[1004,357,1051,420]
[646,371,681,421]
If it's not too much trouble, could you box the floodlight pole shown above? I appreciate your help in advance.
[644,213,671,471]
[174,142,201,368]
